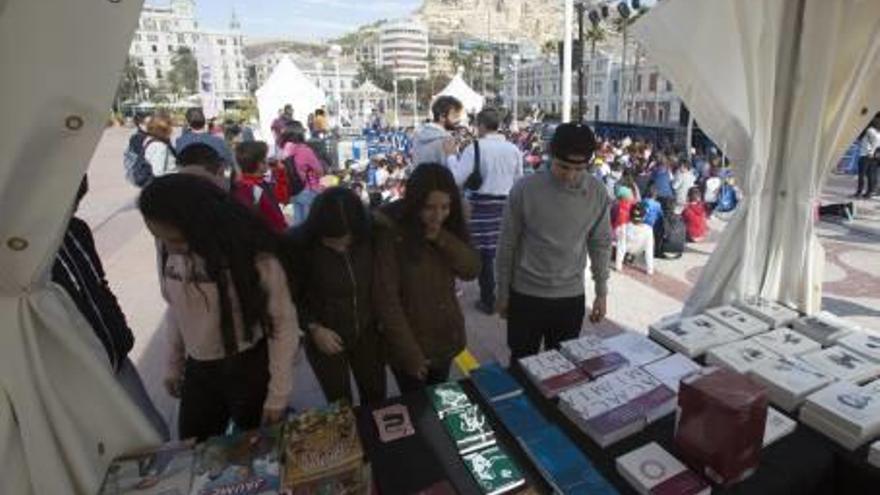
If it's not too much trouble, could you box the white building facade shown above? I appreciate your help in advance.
[128,0,248,102]
[379,18,430,79]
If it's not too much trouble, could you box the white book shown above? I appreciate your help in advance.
[518,350,587,397]
[705,305,771,337]
[671,315,743,357]
[734,297,800,328]
[706,340,781,374]
[750,328,822,357]
[642,353,702,393]
[763,407,797,447]
[799,346,880,384]
[604,331,671,367]
[616,442,711,495]
[868,441,880,468]
[792,315,853,346]
[560,367,668,419]
[802,380,880,438]
[560,335,615,363]
[838,331,880,364]
[749,358,834,411]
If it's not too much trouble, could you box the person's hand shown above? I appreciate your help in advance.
[442,137,458,157]
[163,376,182,398]
[590,295,607,323]
[495,301,508,319]
[261,407,285,426]
[311,325,344,355]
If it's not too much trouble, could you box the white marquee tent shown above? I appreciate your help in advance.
[632,0,880,315]
[433,69,485,114]
[255,56,327,142]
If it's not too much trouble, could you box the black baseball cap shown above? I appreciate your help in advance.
[550,123,598,163]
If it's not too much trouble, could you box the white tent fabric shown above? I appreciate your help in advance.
[633,0,880,315]
[1,1,161,494]
[433,70,485,114]
[255,56,326,142]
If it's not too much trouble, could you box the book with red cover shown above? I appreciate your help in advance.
[674,367,767,486]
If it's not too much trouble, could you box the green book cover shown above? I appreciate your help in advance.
[429,382,472,418]
[441,405,496,454]
[462,445,526,495]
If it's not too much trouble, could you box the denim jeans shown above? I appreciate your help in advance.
[292,189,319,226]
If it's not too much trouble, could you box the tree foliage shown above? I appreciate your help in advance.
[167,47,198,98]
[355,62,394,92]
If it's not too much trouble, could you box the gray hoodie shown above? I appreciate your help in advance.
[412,123,450,166]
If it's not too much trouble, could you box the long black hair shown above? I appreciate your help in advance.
[398,163,469,257]
[296,187,372,247]
[139,174,286,355]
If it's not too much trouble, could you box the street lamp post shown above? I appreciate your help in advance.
[393,77,399,128]
[411,77,418,126]
[562,0,574,123]
[511,54,520,131]
[329,44,343,127]
[576,1,585,123]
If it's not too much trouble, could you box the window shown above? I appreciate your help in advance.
[649,73,658,92]
[168,45,174,53]
[178,34,186,44]
[156,68,163,79]
[637,75,642,92]
[594,80,603,94]
[151,45,158,53]
[160,21,170,32]
[666,81,673,92]
[613,79,618,94]
[147,34,158,42]
[217,39,226,46]
[221,49,226,56]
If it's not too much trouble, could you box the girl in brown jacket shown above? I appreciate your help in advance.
[374,163,481,393]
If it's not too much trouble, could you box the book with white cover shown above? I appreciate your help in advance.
[799,346,880,384]
[604,331,671,367]
[667,315,742,357]
[706,340,781,374]
[750,328,821,357]
[763,407,797,447]
[518,350,588,398]
[749,357,834,412]
[734,297,800,328]
[559,335,628,378]
[643,354,702,393]
[559,368,661,421]
[616,442,711,495]
[800,381,880,449]
[705,305,771,337]
[869,441,880,468]
[791,315,853,346]
[838,331,880,364]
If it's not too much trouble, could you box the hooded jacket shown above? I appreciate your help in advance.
[412,123,450,167]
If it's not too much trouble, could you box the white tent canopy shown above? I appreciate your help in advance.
[633,0,880,314]
[433,69,485,114]
[255,56,326,142]
[1,0,160,493]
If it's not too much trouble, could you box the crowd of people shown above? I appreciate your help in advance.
[59,93,745,445]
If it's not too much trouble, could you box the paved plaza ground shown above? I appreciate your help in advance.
[80,127,880,435]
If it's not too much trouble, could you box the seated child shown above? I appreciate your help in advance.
[615,202,655,275]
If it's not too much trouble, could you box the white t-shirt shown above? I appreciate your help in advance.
[861,127,880,157]
[704,177,722,203]
[144,139,177,177]
[615,223,655,274]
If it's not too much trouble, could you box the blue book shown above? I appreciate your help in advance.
[493,395,549,441]
[519,426,618,495]
[470,362,523,403]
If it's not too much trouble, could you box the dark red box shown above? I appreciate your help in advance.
[674,367,768,486]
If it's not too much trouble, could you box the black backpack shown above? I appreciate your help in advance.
[463,140,483,192]
[123,131,153,187]
[658,213,686,258]
[283,156,306,198]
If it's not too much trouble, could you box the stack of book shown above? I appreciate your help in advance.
[763,407,797,447]
[706,339,781,374]
[518,350,589,398]
[791,313,854,346]
[798,346,880,384]
[615,442,711,495]
[649,314,741,358]
[748,357,834,412]
[705,305,771,337]
[642,353,702,393]
[470,362,523,403]
[430,382,474,419]
[99,440,196,495]
[869,441,880,468]
[518,426,619,494]
[192,425,283,495]
[838,330,880,364]
[559,367,676,447]
[749,328,821,357]
[735,297,800,328]
[441,404,497,454]
[603,331,671,367]
[800,380,880,450]
[560,335,629,379]
[461,446,527,495]
[282,403,372,494]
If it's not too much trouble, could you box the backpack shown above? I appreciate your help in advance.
[658,213,686,258]
[463,140,483,192]
[282,155,306,198]
[123,131,153,187]
[716,183,738,212]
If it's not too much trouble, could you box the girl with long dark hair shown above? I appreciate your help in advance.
[289,187,386,404]
[139,174,299,441]
[374,163,480,392]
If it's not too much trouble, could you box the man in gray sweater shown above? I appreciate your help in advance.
[412,95,464,167]
[495,123,612,359]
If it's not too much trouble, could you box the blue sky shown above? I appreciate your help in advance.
[187,0,423,41]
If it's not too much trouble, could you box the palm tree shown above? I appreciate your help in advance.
[584,25,607,117]
[612,9,647,122]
